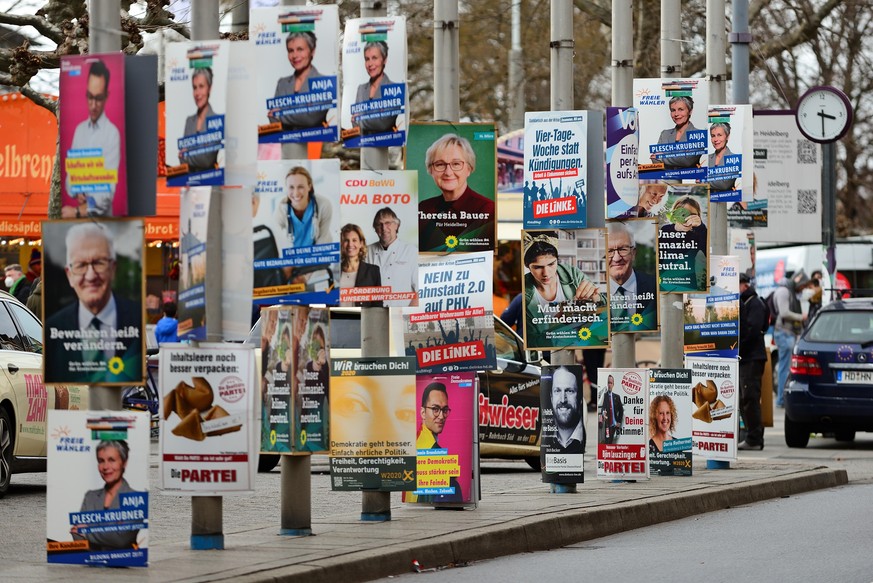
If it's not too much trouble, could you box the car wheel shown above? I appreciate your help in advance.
[0,408,12,498]
[834,430,856,442]
[784,415,810,448]
[525,456,542,471]
[258,453,280,473]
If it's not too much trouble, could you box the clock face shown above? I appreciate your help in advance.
[795,87,852,143]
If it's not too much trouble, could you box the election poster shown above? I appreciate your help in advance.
[683,255,740,358]
[540,365,585,485]
[402,251,495,374]
[253,159,341,305]
[42,219,145,386]
[339,170,418,307]
[47,410,149,567]
[634,78,709,182]
[707,104,752,203]
[688,356,739,462]
[596,368,649,481]
[407,122,497,253]
[159,344,258,494]
[647,369,693,477]
[329,356,417,491]
[252,5,339,144]
[479,367,542,449]
[340,17,407,148]
[607,219,659,333]
[730,228,757,284]
[165,41,230,187]
[177,187,209,339]
[260,306,330,455]
[657,183,710,294]
[523,111,588,229]
[60,53,127,218]
[405,372,475,505]
[605,106,640,220]
[521,229,609,350]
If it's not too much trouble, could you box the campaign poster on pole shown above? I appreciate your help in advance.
[634,78,709,182]
[340,17,407,148]
[42,219,145,386]
[329,356,416,491]
[707,104,752,203]
[177,187,210,339]
[59,53,127,217]
[730,228,757,283]
[338,170,418,307]
[405,372,475,505]
[253,159,341,305]
[647,369,693,477]
[252,5,339,144]
[607,220,659,333]
[605,106,640,220]
[165,41,229,187]
[657,183,710,294]
[407,122,497,253]
[523,111,588,228]
[683,255,740,358]
[46,410,149,567]
[260,306,330,454]
[521,228,609,350]
[596,368,649,481]
[540,365,585,484]
[402,251,495,374]
[687,356,738,462]
[159,344,257,494]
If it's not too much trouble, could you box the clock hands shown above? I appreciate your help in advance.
[817,108,836,136]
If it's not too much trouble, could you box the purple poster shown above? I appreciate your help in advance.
[605,107,640,220]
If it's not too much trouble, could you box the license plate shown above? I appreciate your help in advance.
[837,370,873,384]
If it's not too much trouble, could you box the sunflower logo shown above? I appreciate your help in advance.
[631,313,644,326]
[299,429,307,446]
[270,429,277,446]
[108,357,124,375]
[445,235,459,249]
[577,327,592,341]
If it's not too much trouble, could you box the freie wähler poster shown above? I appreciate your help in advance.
[596,368,649,481]
[402,251,495,374]
[405,372,475,505]
[634,78,709,182]
[688,356,738,462]
[329,356,416,491]
[605,106,640,220]
[251,5,339,144]
[539,364,585,485]
[46,410,149,567]
[523,110,588,228]
[707,104,752,203]
[657,183,710,294]
[683,255,740,358]
[177,187,210,340]
[159,344,257,494]
[253,159,341,306]
[647,369,693,477]
[521,228,610,350]
[340,17,407,148]
[338,170,419,308]
[607,219,659,334]
[59,53,127,217]
[165,41,229,187]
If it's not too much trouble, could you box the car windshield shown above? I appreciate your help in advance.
[806,310,873,344]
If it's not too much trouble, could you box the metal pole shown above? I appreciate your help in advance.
[360,0,393,522]
[189,0,225,551]
[508,1,524,130]
[730,0,750,106]
[822,143,837,300]
[707,0,727,256]
[230,0,249,34]
[434,0,460,122]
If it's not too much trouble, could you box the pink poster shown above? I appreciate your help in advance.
[60,53,127,217]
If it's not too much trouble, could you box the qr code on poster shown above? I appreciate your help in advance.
[797,140,817,164]
[797,189,817,214]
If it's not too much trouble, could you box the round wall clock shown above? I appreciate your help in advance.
[795,86,853,144]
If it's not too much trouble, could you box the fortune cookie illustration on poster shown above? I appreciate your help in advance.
[691,380,733,423]
[164,376,244,440]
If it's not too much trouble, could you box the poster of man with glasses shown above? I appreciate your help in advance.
[607,220,659,333]
[42,219,145,385]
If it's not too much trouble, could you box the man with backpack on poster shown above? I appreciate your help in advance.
[771,270,809,408]
[738,273,767,450]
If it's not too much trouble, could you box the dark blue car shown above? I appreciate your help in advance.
[784,298,873,447]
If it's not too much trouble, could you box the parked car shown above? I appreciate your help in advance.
[0,291,88,497]
[784,297,873,447]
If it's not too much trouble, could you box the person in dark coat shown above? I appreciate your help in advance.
[738,273,767,450]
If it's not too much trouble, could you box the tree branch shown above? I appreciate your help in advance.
[0,11,64,44]
[573,0,611,27]
[0,72,57,114]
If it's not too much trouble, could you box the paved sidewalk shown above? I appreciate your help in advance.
[10,461,847,583]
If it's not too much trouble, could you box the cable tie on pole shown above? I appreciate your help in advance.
[611,59,634,68]
[432,20,459,30]
[549,39,574,49]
